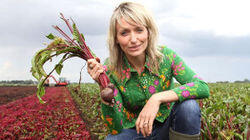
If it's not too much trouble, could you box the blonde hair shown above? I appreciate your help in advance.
[107,2,163,78]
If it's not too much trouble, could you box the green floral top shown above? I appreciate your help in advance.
[101,46,209,135]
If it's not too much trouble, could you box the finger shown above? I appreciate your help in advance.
[87,59,98,68]
[89,62,97,70]
[139,116,146,137]
[87,59,95,66]
[144,121,150,136]
[91,61,97,67]
[147,117,154,136]
[92,64,100,74]
[93,70,101,81]
[87,61,92,73]
[91,66,100,81]
[88,64,98,80]
[87,58,96,63]
[135,118,140,134]
[140,122,146,137]
[87,61,93,70]
[143,114,152,136]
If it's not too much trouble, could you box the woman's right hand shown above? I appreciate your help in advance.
[87,58,104,84]
[87,58,114,107]
[87,58,115,107]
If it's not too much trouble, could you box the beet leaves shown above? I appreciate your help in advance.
[31,13,110,103]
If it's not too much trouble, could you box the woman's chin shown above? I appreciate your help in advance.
[126,51,145,58]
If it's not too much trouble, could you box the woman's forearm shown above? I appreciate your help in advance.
[153,90,179,104]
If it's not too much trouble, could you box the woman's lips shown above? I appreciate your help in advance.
[128,44,141,51]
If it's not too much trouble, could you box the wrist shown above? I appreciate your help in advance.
[152,93,163,105]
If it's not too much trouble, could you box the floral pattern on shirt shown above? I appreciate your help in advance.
[101,46,210,134]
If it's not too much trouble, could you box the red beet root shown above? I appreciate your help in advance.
[100,83,114,103]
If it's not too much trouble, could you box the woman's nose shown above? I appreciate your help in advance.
[130,32,137,43]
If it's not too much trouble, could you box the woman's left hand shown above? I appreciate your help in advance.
[135,94,161,137]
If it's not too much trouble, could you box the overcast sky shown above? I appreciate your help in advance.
[0,0,249,83]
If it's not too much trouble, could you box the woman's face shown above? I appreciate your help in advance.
[116,18,148,59]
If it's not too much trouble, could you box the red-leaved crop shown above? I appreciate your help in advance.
[0,87,91,139]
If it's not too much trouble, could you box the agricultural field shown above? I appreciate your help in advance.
[0,83,249,139]
[68,83,250,140]
[0,86,91,139]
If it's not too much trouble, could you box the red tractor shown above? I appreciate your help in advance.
[44,75,69,87]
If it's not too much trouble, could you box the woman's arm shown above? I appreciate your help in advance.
[164,47,210,102]
[153,90,179,104]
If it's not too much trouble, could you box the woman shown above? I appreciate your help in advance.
[87,2,209,140]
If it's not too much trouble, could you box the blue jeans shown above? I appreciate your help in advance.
[106,99,201,140]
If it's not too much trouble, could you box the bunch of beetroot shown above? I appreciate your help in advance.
[31,13,114,104]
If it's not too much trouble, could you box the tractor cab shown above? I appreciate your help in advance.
[59,77,66,83]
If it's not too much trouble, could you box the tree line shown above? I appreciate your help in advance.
[216,79,250,83]
[0,80,38,85]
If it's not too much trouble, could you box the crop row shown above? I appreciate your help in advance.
[0,87,91,139]
[68,84,108,140]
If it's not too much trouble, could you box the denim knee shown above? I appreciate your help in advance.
[171,99,201,135]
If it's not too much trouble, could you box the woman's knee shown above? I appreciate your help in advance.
[172,99,201,135]
[176,99,200,116]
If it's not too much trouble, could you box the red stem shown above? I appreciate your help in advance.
[54,14,111,89]
[201,119,204,140]
[70,19,94,59]
[60,13,74,34]
[226,115,232,130]
[199,100,203,108]
[202,118,212,140]
[53,26,78,47]
[59,13,90,59]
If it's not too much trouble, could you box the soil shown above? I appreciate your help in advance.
[0,86,37,105]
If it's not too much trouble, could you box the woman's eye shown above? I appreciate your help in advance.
[120,31,127,36]
[136,28,143,32]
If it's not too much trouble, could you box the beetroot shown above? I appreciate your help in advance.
[100,83,114,103]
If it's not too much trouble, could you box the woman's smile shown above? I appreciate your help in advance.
[128,44,142,51]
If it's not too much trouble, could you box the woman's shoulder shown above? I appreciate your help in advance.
[158,45,176,55]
